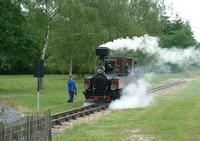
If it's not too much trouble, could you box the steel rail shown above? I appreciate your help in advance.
[148,80,185,93]
[52,104,97,119]
[52,104,108,126]
[51,80,185,126]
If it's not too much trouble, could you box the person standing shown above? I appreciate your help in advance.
[67,75,77,103]
[123,62,129,75]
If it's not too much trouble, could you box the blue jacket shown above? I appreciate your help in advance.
[67,80,76,93]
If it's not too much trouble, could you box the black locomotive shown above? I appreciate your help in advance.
[83,47,135,102]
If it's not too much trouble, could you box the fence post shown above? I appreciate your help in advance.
[27,115,31,141]
[0,123,4,141]
[0,110,52,141]
[48,110,52,141]
[11,125,13,141]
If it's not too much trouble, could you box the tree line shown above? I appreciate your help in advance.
[0,0,198,74]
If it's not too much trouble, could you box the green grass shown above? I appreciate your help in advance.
[0,72,185,114]
[1,70,200,140]
[53,75,200,141]
[148,68,200,87]
[0,75,85,113]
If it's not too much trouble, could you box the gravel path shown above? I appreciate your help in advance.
[0,104,22,124]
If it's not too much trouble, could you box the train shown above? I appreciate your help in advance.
[83,47,136,102]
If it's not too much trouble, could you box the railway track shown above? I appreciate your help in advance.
[51,80,185,126]
[147,80,185,93]
[52,103,108,126]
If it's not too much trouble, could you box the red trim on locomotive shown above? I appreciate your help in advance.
[84,79,90,85]
[112,79,119,88]
[84,79,90,89]
[115,58,133,67]
[89,96,111,102]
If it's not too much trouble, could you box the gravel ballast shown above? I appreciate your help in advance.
[0,104,22,124]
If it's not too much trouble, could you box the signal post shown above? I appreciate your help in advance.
[34,59,44,111]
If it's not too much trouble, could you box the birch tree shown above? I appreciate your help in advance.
[30,0,59,60]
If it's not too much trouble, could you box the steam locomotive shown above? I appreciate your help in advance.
[83,47,136,102]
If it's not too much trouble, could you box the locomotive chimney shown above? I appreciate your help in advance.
[96,47,110,61]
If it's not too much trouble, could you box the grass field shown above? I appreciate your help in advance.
[1,69,200,140]
[0,72,189,113]
[53,70,200,141]
[0,75,85,113]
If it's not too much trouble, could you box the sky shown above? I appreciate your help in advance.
[164,0,200,42]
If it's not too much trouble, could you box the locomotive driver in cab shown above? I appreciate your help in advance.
[99,60,105,73]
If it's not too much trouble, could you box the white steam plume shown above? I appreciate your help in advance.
[109,79,153,109]
[100,35,200,67]
[103,35,200,109]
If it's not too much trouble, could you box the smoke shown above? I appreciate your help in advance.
[102,35,200,109]
[109,79,153,109]
[101,35,200,68]
[82,102,95,107]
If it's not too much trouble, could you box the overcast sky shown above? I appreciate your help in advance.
[165,0,200,42]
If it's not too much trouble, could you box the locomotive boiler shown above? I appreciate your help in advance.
[83,47,136,102]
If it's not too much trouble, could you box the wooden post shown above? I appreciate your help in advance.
[27,116,31,141]
[47,110,52,141]
[0,110,53,141]
[0,123,4,141]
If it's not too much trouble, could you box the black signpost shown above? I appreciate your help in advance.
[34,59,44,111]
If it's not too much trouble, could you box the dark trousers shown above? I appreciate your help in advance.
[68,91,74,102]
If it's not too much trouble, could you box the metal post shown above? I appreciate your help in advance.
[37,91,40,112]
[36,58,41,112]
[37,77,40,111]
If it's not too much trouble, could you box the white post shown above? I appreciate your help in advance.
[37,91,40,111]
[36,77,40,111]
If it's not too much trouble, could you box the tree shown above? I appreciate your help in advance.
[129,0,166,35]
[0,0,38,73]
[48,0,105,74]
[26,0,60,60]
[160,17,196,48]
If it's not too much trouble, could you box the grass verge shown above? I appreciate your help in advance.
[53,77,200,141]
